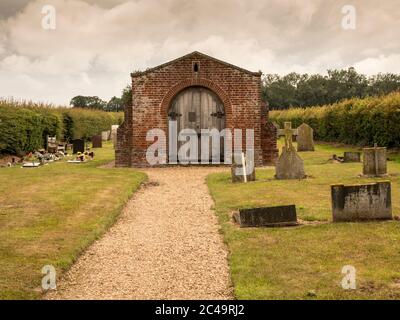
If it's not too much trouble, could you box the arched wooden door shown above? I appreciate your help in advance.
[168,86,225,162]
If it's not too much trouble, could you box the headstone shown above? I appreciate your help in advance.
[276,122,306,179]
[72,139,85,154]
[331,181,392,222]
[111,125,119,148]
[231,153,256,183]
[91,135,102,148]
[234,205,297,227]
[296,123,314,152]
[363,145,387,176]
[343,152,361,163]
[102,131,110,141]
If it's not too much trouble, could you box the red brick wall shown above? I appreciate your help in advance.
[116,52,278,167]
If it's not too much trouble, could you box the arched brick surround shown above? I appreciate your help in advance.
[160,78,233,119]
[115,51,278,167]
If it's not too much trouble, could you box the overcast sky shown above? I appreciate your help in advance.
[0,0,399,105]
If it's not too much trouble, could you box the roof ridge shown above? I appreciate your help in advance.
[131,51,261,77]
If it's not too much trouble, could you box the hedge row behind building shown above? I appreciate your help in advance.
[0,102,123,155]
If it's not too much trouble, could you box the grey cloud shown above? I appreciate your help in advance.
[0,0,399,104]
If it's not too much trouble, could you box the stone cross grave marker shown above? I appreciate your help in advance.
[277,122,297,152]
[276,122,306,180]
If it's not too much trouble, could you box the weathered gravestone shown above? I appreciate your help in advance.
[276,122,306,179]
[72,139,85,154]
[234,205,298,227]
[363,145,387,176]
[344,152,361,163]
[91,135,102,148]
[102,131,110,141]
[231,153,256,183]
[111,125,119,148]
[296,123,314,152]
[331,181,392,222]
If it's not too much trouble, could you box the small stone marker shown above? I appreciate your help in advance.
[331,181,392,222]
[102,131,110,141]
[276,122,306,179]
[91,135,102,148]
[363,145,387,176]
[343,152,361,163]
[72,139,85,154]
[22,162,40,168]
[231,153,255,183]
[234,205,297,227]
[296,123,314,152]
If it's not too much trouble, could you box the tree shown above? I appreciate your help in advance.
[70,96,106,110]
[105,96,124,112]
[262,69,400,110]
[121,85,132,109]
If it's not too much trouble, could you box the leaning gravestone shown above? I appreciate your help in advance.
[343,152,361,163]
[234,205,298,227]
[91,135,102,148]
[231,153,256,183]
[296,123,314,152]
[331,181,392,222]
[363,145,387,176]
[72,139,85,154]
[276,122,306,179]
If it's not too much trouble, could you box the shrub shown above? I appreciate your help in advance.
[269,92,400,147]
[0,99,124,155]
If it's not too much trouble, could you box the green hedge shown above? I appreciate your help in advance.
[62,108,123,140]
[269,92,400,147]
[0,100,124,155]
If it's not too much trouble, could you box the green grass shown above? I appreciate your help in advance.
[0,142,146,299]
[207,140,400,299]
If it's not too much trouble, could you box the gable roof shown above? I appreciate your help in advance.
[131,51,262,78]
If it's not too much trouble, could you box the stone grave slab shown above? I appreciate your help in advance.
[234,205,298,227]
[331,181,392,222]
[91,135,102,148]
[231,153,255,183]
[111,125,119,148]
[72,139,85,154]
[22,162,40,168]
[102,131,110,141]
[363,146,387,176]
[296,123,314,152]
[343,152,361,163]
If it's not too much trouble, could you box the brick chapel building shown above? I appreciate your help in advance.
[115,51,278,167]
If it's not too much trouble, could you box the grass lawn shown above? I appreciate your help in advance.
[0,143,146,299]
[207,140,400,299]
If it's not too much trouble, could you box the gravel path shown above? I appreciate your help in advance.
[45,167,233,300]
